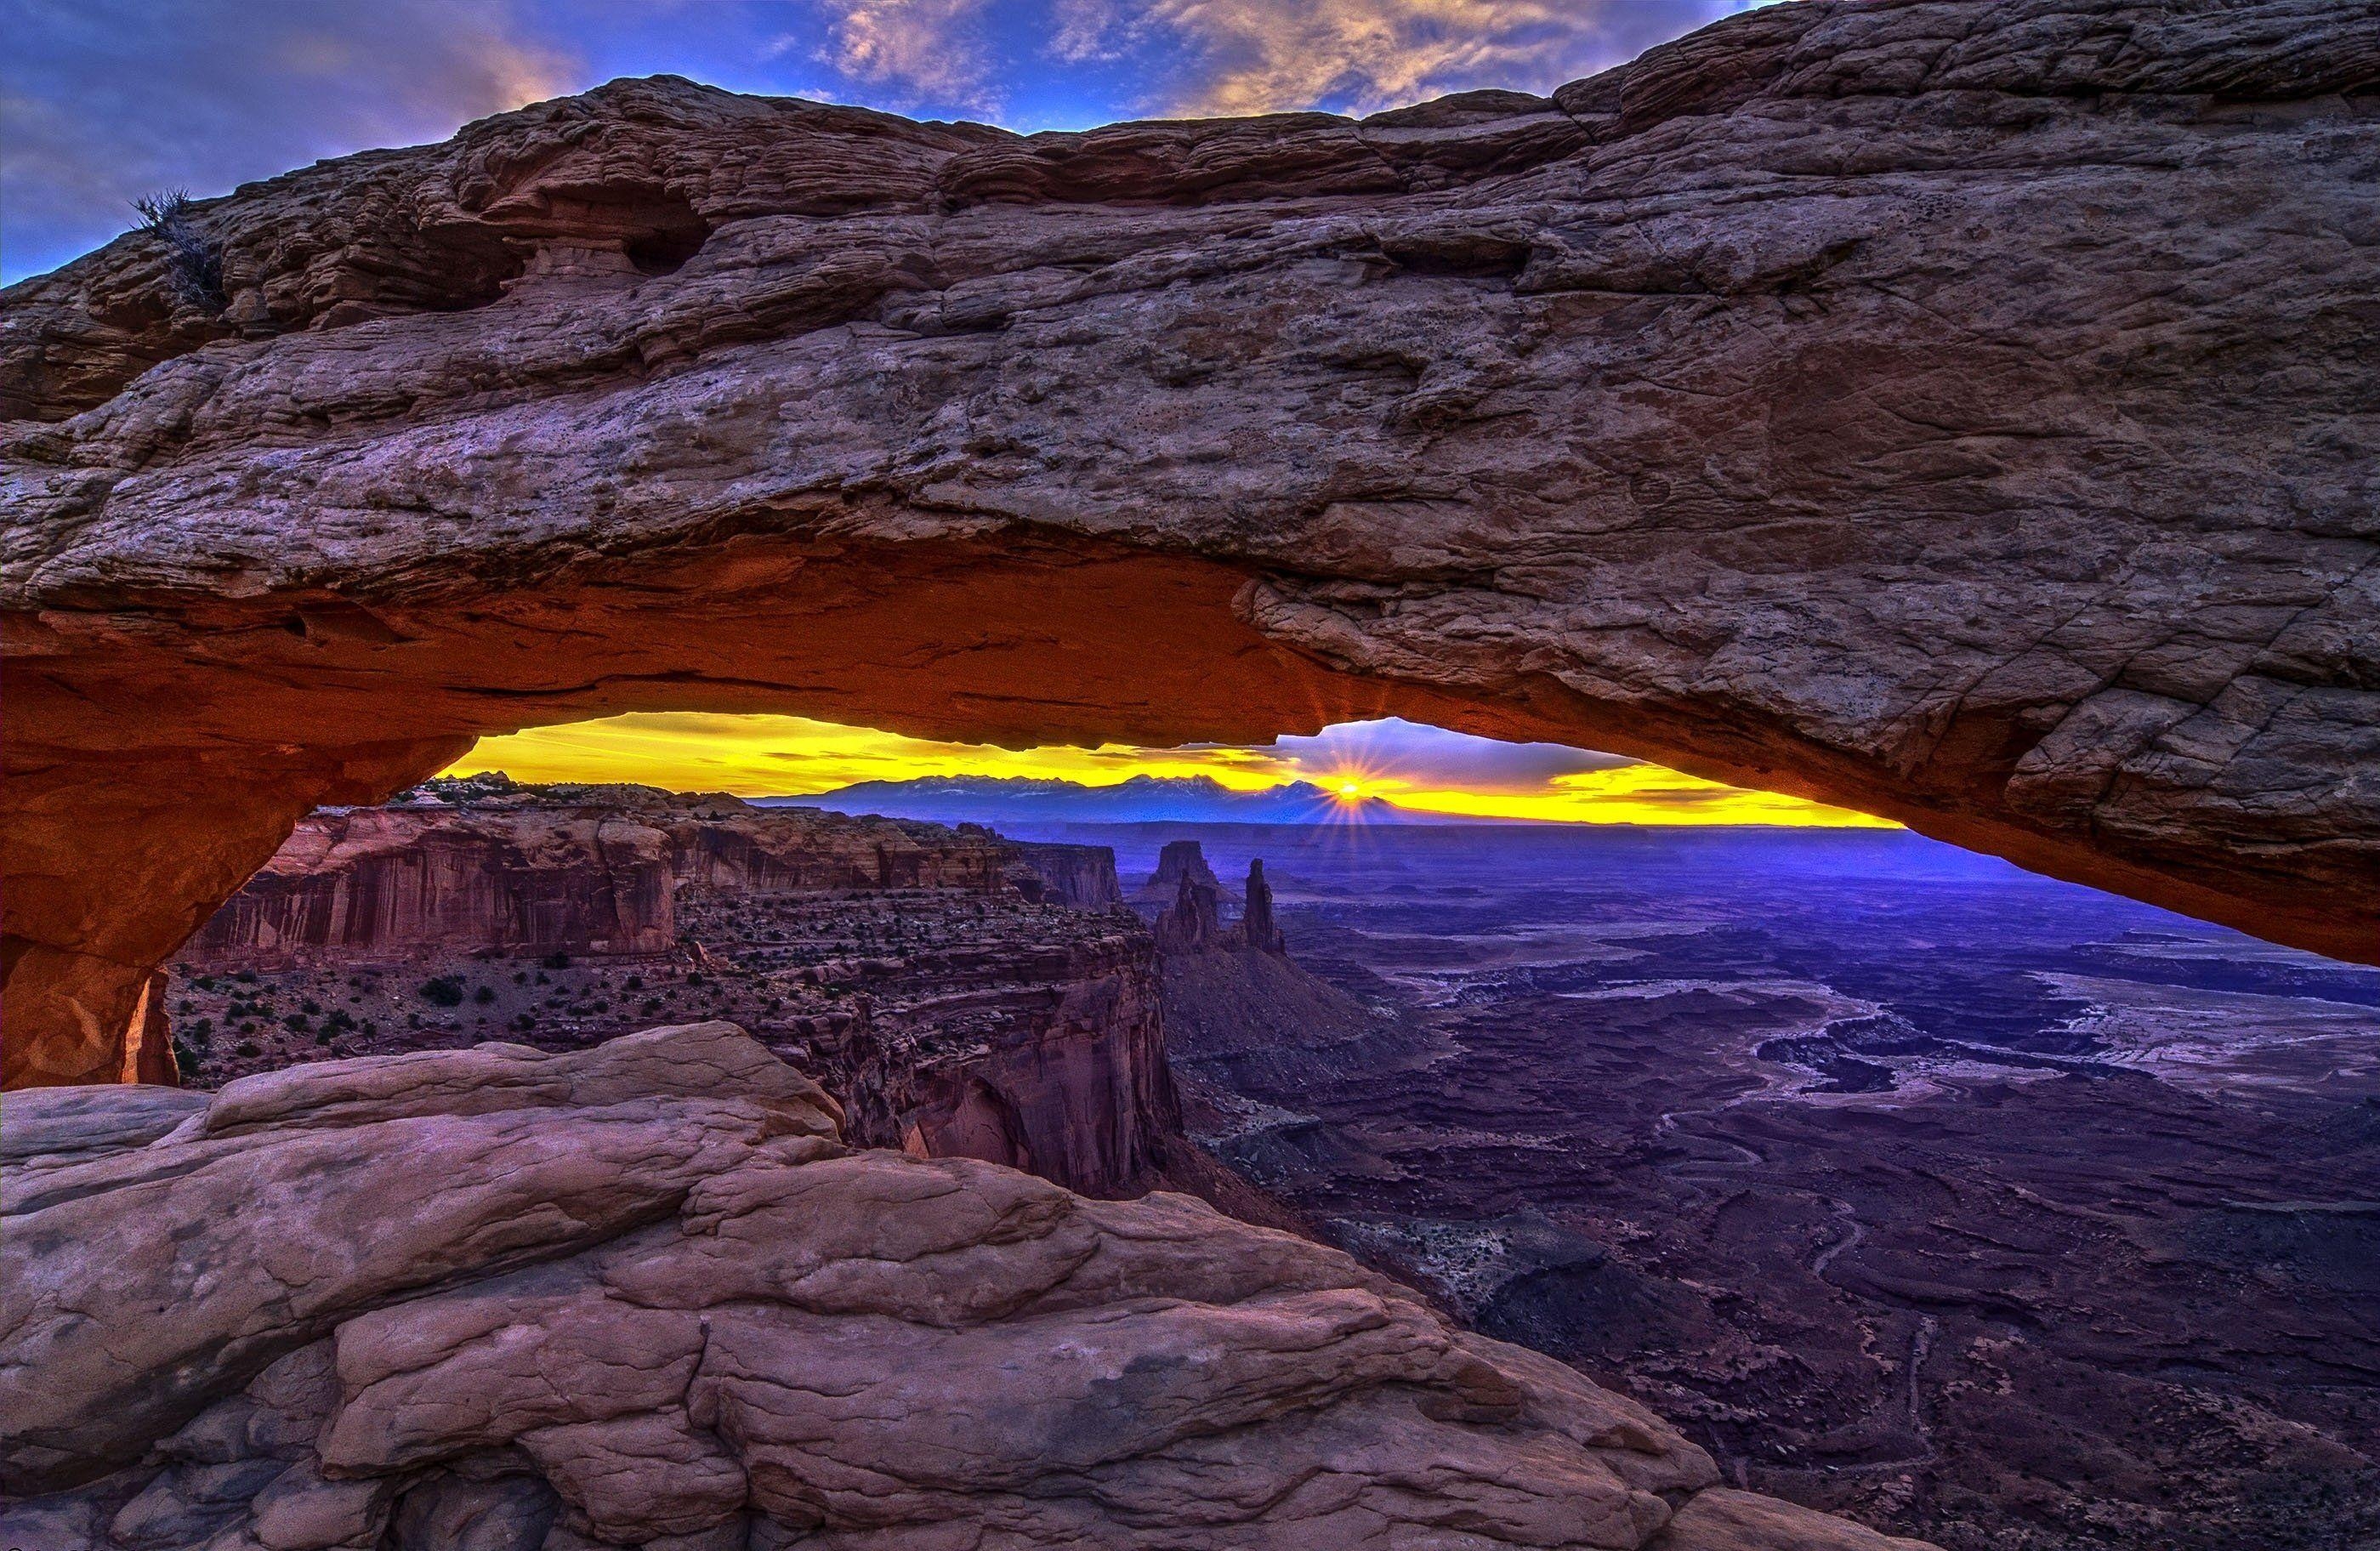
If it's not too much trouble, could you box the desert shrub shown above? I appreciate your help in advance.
[542,951,572,969]
[474,985,497,1005]
[282,1012,310,1033]
[130,190,227,310]
[418,976,465,1007]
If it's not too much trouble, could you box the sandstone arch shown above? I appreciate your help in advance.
[5,0,2377,1087]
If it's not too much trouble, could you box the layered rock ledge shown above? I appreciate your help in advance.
[0,1022,1932,1550]
[6,0,2377,1083]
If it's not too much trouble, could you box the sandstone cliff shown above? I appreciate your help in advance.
[185,779,1072,966]
[0,1024,1934,1550]
[176,778,1174,1199]
[998,839,1124,909]
[6,0,2374,1085]
[187,801,682,964]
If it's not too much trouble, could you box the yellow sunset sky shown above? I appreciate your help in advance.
[447,713,1895,828]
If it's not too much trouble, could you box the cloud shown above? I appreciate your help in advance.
[1082,0,1765,118]
[2,0,579,283]
[1248,718,1637,794]
[810,0,1003,115]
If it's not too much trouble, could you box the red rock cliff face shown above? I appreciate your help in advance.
[186,805,679,965]
[805,919,1178,1198]
[180,779,1171,1197]
[1003,842,1125,909]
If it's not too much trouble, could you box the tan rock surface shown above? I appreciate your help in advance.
[0,1023,1934,1549]
[1648,1489,1940,1551]
[5,0,2377,1083]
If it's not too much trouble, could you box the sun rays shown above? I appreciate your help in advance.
[447,713,1896,828]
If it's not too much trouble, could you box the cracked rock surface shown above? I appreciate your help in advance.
[0,1022,1933,1549]
[4,0,2377,1084]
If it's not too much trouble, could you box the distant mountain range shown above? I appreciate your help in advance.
[762,775,1459,827]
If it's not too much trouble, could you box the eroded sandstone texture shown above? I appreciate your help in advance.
[0,1024,1934,1549]
[5,0,2377,1082]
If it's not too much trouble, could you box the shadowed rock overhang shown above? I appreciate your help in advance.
[4,0,2377,1085]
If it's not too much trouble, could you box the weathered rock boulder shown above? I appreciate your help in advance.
[0,1023,1931,1549]
[5,0,2377,1083]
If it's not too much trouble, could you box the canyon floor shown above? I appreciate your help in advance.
[152,803,2380,1548]
[985,821,2380,1551]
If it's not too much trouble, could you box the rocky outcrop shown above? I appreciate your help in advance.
[7,0,2378,1083]
[1153,866,1230,957]
[185,778,1108,967]
[999,839,1123,909]
[1149,842,1287,958]
[1141,839,1235,906]
[173,778,1168,1198]
[1242,858,1286,955]
[762,895,1179,1199]
[0,1025,1932,1549]
[187,801,680,964]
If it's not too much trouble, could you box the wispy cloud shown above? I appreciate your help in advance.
[810,0,1003,115]
[1054,0,1765,117]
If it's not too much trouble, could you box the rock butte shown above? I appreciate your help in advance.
[4,0,2377,1084]
[0,1022,1939,1550]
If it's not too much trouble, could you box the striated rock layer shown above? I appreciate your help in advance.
[185,776,1091,968]
[175,777,1178,1199]
[7,0,2380,1082]
[0,1024,1935,1550]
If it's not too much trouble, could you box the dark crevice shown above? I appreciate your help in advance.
[627,220,713,276]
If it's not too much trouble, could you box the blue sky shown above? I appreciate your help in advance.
[3,0,1769,284]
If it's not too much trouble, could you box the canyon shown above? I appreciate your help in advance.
[3,1,2376,1545]
[6,0,2377,1085]
[63,776,2380,1548]
[1082,821,2380,1551]
[172,775,1175,1200]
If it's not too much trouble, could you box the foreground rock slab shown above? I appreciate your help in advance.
[0,1022,1930,1549]
[4,0,2377,1084]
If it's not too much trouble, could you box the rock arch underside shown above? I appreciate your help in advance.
[4,0,2377,1088]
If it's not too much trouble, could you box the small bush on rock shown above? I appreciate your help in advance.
[130,190,227,310]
